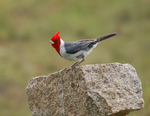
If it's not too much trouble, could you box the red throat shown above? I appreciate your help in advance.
[51,44,62,57]
[51,31,62,57]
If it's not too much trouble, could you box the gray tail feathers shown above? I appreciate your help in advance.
[96,33,116,42]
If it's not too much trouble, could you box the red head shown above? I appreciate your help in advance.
[49,31,62,56]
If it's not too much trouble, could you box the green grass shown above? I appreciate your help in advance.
[0,0,150,115]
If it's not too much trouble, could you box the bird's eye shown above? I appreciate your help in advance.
[54,40,58,42]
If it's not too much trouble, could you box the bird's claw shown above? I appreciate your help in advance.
[71,66,75,71]
[64,66,76,71]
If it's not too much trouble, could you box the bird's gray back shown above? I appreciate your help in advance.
[64,39,97,54]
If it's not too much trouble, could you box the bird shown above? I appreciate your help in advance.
[49,31,116,69]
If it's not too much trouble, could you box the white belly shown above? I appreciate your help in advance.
[60,50,83,61]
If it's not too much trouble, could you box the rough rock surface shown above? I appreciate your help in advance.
[26,63,144,116]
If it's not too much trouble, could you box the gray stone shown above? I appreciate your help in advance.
[26,63,144,116]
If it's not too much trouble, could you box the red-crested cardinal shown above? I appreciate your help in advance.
[49,31,116,68]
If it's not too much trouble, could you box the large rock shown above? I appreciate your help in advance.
[26,63,144,116]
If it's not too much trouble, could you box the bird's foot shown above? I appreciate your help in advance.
[64,66,76,71]
[64,67,71,70]
[71,65,75,71]
[63,66,77,72]
[71,64,81,71]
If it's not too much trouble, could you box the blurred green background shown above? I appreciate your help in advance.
[0,0,150,116]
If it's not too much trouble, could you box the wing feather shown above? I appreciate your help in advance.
[65,39,97,54]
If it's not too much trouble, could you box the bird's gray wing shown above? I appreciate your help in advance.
[64,33,116,54]
[64,39,97,54]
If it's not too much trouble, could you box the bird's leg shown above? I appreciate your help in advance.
[71,54,85,70]
[75,59,85,66]
[71,61,79,70]
[75,55,85,66]
[71,59,85,70]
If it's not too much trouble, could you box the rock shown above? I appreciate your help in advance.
[26,63,144,116]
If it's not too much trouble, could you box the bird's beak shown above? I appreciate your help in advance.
[49,40,54,44]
